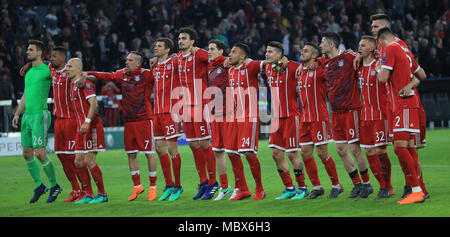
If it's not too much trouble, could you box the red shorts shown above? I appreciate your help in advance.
[124,119,154,154]
[75,116,106,153]
[359,119,389,148]
[332,109,360,144]
[236,118,259,154]
[182,105,211,141]
[299,120,332,146]
[210,114,228,151]
[54,118,77,155]
[269,116,301,152]
[153,113,183,140]
[392,108,420,141]
[222,118,239,154]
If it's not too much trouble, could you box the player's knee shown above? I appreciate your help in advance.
[300,148,313,159]
[316,148,328,160]
[199,139,211,149]
[34,148,47,161]
[349,143,362,156]
[74,157,84,168]
[244,151,254,158]
[286,152,299,162]
[22,148,34,159]
[271,149,284,161]
[188,141,200,150]
[365,148,377,156]
[336,146,348,157]
[155,145,167,156]
[168,147,179,157]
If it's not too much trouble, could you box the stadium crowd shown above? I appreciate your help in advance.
[0,0,449,117]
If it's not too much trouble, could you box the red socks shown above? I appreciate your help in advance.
[192,148,207,184]
[366,154,386,189]
[278,170,294,188]
[246,154,263,192]
[77,166,93,196]
[378,152,392,190]
[408,147,427,194]
[58,154,80,191]
[219,174,228,189]
[228,153,248,192]
[131,171,141,187]
[303,157,320,187]
[90,164,105,195]
[171,154,182,187]
[349,169,362,185]
[394,146,420,187]
[159,153,174,187]
[149,172,157,187]
[203,146,217,185]
[321,155,340,186]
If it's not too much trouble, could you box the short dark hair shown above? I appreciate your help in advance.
[370,13,391,25]
[377,27,394,40]
[360,35,377,47]
[233,43,251,58]
[208,39,227,52]
[28,40,45,53]
[267,41,284,56]
[304,42,321,57]
[156,37,174,53]
[179,27,198,45]
[52,46,67,58]
[129,51,144,63]
[322,32,341,49]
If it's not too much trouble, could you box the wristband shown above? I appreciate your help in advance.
[85,118,91,124]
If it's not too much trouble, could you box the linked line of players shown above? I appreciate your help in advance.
[14,13,428,205]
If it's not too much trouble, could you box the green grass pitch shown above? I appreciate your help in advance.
[0,129,449,217]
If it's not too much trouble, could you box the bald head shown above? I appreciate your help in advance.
[67,58,83,80]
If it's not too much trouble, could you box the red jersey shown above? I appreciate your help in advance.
[322,51,361,113]
[177,49,209,105]
[152,58,180,114]
[357,59,387,121]
[88,67,154,122]
[207,55,230,116]
[50,64,75,119]
[228,61,261,118]
[381,42,420,110]
[265,60,300,118]
[376,36,408,60]
[70,79,101,129]
[296,65,329,122]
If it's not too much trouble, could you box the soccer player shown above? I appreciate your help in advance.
[361,14,428,198]
[12,40,62,203]
[356,36,390,198]
[227,43,265,200]
[296,42,342,199]
[377,27,426,204]
[86,52,158,201]
[151,37,184,201]
[262,41,308,200]
[319,32,373,198]
[176,27,218,200]
[20,46,92,202]
[204,39,236,200]
[66,58,108,204]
